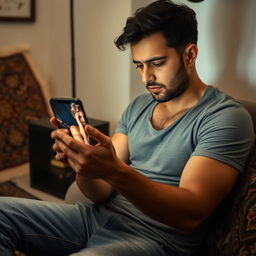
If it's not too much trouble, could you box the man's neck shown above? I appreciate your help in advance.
[162,80,208,113]
[151,81,208,130]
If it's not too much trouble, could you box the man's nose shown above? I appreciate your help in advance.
[141,67,155,85]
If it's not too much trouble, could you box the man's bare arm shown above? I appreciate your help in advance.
[108,155,238,232]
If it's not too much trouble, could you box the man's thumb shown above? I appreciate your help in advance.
[85,125,110,147]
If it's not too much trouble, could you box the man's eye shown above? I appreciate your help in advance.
[135,64,143,69]
[152,61,165,67]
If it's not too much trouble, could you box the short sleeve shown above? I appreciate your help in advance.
[115,105,129,135]
[192,105,255,173]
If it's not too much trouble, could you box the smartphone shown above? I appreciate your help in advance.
[49,97,97,145]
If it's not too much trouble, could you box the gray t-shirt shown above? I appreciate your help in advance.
[116,86,254,184]
[112,86,255,255]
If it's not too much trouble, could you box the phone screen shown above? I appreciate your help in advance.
[50,98,87,128]
[50,98,97,145]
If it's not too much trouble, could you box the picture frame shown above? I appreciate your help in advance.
[0,0,35,22]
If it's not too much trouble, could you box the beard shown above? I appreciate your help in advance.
[146,62,189,103]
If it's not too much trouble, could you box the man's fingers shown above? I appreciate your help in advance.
[55,152,66,161]
[54,137,80,159]
[52,129,89,154]
[53,142,62,153]
[50,117,58,128]
[52,129,69,157]
[51,128,69,140]
[85,125,110,147]
[50,118,69,135]
[70,126,85,143]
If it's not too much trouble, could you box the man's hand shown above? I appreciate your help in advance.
[51,124,122,181]
[50,117,116,203]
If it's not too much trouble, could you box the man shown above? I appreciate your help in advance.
[0,0,254,255]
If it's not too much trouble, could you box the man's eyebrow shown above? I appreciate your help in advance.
[133,56,167,64]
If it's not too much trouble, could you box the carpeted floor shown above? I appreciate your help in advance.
[0,180,39,199]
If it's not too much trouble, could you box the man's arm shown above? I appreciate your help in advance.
[109,155,238,232]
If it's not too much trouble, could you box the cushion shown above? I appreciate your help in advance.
[0,47,50,170]
[220,148,256,255]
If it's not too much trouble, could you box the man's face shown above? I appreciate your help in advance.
[131,33,189,102]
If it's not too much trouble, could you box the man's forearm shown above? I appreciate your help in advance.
[106,158,234,233]
[106,164,201,232]
[76,174,114,203]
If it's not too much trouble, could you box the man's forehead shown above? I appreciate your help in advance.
[130,33,177,60]
[131,45,177,64]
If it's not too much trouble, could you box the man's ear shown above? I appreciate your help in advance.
[183,44,198,69]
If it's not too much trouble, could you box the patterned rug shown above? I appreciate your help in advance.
[0,180,39,199]
[0,48,50,171]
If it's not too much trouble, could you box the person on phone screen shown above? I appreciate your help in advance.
[70,103,90,144]
[0,1,254,255]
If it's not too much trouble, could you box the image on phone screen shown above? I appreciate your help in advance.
[50,99,87,128]
[50,98,97,145]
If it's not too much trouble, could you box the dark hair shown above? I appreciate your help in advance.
[114,0,198,54]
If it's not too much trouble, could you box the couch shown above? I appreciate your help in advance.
[64,99,256,256]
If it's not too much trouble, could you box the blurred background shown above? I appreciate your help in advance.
[1,0,255,133]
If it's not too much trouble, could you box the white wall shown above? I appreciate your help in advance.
[0,0,71,98]
[176,0,256,100]
[74,0,131,132]
[1,0,256,133]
